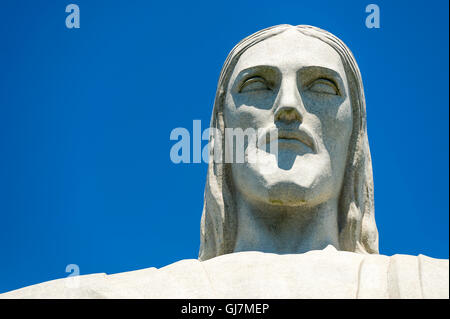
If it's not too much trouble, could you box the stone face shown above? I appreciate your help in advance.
[199,25,379,261]
[1,247,448,299]
[2,24,448,299]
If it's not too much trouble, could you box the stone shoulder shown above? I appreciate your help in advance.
[1,250,448,299]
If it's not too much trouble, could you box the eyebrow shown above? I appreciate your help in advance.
[235,64,343,79]
[234,65,277,78]
[299,65,344,80]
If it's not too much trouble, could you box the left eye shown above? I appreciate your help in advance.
[307,79,339,95]
[239,76,270,93]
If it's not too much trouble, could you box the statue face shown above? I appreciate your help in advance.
[224,29,353,207]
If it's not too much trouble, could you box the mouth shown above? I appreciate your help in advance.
[261,128,316,153]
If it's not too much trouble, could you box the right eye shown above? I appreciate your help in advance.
[239,76,270,93]
[307,78,339,95]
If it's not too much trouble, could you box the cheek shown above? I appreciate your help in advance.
[224,93,273,130]
[308,94,352,141]
[319,99,353,174]
[327,99,352,143]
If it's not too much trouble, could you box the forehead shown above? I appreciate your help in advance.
[233,28,345,75]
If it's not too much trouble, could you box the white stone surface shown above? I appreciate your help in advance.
[199,25,380,261]
[1,246,448,299]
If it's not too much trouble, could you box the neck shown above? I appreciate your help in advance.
[233,194,340,254]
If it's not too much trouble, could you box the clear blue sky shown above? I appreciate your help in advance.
[0,0,448,293]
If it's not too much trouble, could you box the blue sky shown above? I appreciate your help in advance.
[0,0,448,293]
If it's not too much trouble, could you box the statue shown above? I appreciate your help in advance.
[1,25,448,299]
[199,24,377,260]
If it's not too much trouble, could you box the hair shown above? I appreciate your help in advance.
[198,25,379,261]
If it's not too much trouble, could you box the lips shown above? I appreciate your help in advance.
[260,127,316,153]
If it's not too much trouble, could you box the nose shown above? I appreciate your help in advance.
[274,76,304,124]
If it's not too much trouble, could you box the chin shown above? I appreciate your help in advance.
[265,181,311,207]
[233,160,335,209]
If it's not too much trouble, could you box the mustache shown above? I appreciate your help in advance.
[257,126,316,153]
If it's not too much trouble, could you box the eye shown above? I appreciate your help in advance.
[239,76,271,93]
[307,78,339,95]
